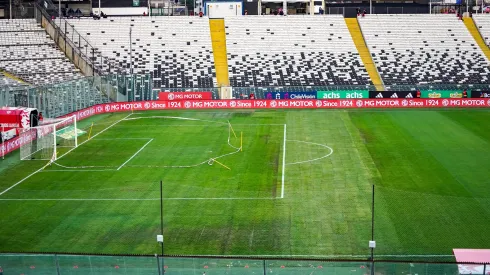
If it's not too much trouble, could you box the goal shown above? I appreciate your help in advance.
[20,115,78,161]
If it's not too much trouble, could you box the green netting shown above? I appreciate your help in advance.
[0,254,58,275]
[0,255,488,275]
[57,255,158,275]
[265,260,371,275]
[374,262,460,275]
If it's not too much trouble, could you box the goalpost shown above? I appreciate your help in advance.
[19,115,78,161]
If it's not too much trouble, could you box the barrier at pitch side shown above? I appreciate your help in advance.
[3,98,490,158]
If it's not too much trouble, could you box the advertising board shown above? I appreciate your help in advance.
[420,90,464,98]
[158,92,213,101]
[264,92,317,100]
[3,98,490,157]
[369,91,416,99]
[317,90,369,99]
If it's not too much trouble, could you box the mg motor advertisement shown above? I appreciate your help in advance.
[2,98,490,157]
[158,92,213,101]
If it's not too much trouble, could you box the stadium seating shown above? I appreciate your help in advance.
[359,14,490,86]
[65,17,217,89]
[0,19,83,85]
[473,15,490,47]
[224,16,372,88]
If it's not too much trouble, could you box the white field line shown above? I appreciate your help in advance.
[93,138,153,140]
[281,124,286,199]
[286,140,334,165]
[124,116,226,125]
[0,252,455,258]
[0,197,277,201]
[0,113,133,197]
[115,124,286,127]
[183,254,455,258]
[40,169,116,172]
[117,139,154,171]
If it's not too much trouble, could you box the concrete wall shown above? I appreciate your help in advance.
[206,1,242,17]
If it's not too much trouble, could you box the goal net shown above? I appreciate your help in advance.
[20,115,78,161]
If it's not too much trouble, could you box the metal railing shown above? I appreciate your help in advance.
[34,0,124,76]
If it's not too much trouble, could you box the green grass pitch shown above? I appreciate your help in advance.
[1,109,490,260]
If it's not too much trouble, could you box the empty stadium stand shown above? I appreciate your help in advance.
[224,16,372,88]
[65,17,217,89]
[0,19,83,85]
[473,15,490,48]
[359,14,490,86]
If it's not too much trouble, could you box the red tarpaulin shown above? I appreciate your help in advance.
[0,107,33,129]
[0,107,38,143]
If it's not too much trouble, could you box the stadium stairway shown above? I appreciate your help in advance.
[209,19,230,87]
[345,18,383,91]
[464,17,490,61]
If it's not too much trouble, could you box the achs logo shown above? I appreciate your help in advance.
[104,105,111,112]
[402,99,409,107]
[184,101,191,109]
[230,101,236,108]
[144,102,151,109]
[390,93,398,98]
[168,93,175,100]
[356,100,363,107]
[316,100,322,108]
[376,93,383,99]
[96,106,103,112]
[270,101,277,108]
[442,99,449,107]
[405,93,413,98]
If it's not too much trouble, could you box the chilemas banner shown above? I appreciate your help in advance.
[317,90,368,99]
[421,90,464,98]
[264,92,317,100]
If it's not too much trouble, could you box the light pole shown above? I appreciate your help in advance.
[129,27,133,75]
[9,0,12,19]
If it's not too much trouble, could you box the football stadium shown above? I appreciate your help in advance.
[1,0,490,274]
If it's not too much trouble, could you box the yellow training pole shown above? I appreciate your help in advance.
[213,158,231,170]
[228,120,237,139]
[240,131,243,152]
[87,122,94,139]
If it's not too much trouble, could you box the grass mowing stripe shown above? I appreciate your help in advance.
[2,109,490,257]
[281,124,286,199]
[0,197,278,201]
[0,113,133,197]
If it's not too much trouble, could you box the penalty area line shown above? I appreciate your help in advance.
[0,113,133,197]
[117,139,154,170]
